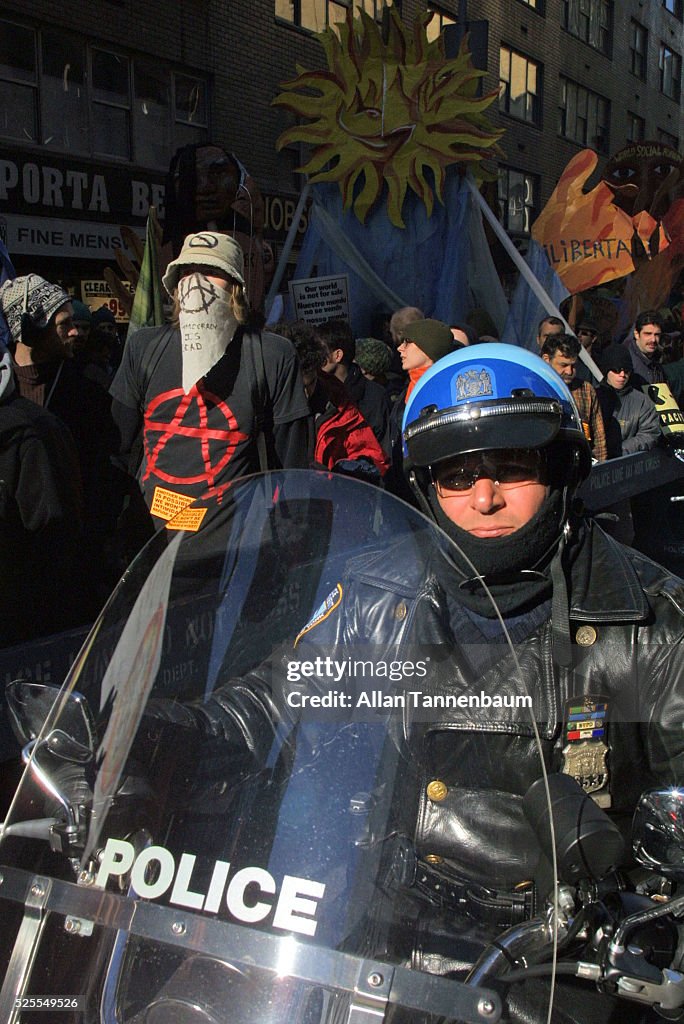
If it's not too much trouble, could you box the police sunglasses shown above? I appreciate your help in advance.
[433,448,547,496]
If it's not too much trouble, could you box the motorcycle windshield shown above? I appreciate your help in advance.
[0,471,549,1024]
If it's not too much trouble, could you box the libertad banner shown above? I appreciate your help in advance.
[531,143,683,304]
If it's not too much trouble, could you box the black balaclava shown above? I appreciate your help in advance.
[418,468,579,666]
[427,486,564,582]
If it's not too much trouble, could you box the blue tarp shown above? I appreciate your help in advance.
[288,174,473,335]
[501,239,570,351]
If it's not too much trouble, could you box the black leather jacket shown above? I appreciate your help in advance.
[167,519,684,913]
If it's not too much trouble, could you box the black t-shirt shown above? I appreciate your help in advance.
[110,325,309,516]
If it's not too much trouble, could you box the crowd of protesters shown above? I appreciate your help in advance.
[0,229,681,651]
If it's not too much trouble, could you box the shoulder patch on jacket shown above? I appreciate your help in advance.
[294,584,343,648]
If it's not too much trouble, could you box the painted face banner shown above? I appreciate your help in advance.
[603,142,683,223]
[532,144,684,297]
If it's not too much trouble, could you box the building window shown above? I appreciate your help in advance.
[355,0,392,17]
[0,21,38,142]
[41,31,88,152]
[660,43,682,102]
[499,46,542,126]
[629,20,647,80]
[91,48,131,159]
[663,0,683,19]
[626,111,645,143]
[173,74,208,149]
[498,166,538,235]
[518,0,540,9]
[657,127,679,148]
[559,77,610,153]
[426,5,457,42]
[276,0,393,32]
[0,18,209,167]
[134,64,170,169]
[562,0,612,55]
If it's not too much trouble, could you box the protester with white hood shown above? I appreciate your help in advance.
[110,232,311,527]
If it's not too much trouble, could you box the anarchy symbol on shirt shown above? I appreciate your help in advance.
[178,272,220,314]
[143,383,249,491]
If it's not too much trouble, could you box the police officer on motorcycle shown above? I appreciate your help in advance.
[287,343,684,1022]
[71,343,684,1024]
[402,344,684,1018]
[174,340,684,970]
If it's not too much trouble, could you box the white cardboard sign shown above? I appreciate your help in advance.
[288,274,350,324]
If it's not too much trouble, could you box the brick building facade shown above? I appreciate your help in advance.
[1,0,682,296]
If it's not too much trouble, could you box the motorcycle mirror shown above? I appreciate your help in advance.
[6,680,96,759]
[632,788,684,879]
[44,728,93,764]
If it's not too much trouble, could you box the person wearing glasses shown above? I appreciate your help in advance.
[388,344,684,1012]
[573,320,600,383]
[576,321,599,349]
[150,343,684,1022]
[596,343,661,459]
[190,341,684,889]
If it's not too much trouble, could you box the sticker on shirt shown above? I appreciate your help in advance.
[166,505,207,532]
[151,486,207,532]
[294,585,343,648]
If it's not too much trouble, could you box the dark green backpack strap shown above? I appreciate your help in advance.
[243,328,273,471]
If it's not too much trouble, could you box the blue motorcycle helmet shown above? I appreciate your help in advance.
[401,345,592,650]
[403,343,590,479]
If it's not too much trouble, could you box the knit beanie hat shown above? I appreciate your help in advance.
[597,342,633,374]
[162,231,245,295]
[0,274,70,344]
[91,306,117,327]
[450,322,478,347]
[355,337,392,376]
[403,318,454,363]
[71,299,92,324]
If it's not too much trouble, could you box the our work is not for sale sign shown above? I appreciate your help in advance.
[288,274,349,324]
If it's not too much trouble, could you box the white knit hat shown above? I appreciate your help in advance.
[0,274,70,344]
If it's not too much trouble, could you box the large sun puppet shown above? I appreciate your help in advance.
[273,7,503,228]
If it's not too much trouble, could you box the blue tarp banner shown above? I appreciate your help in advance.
[501,238,570,351]
[289,174,472,335]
